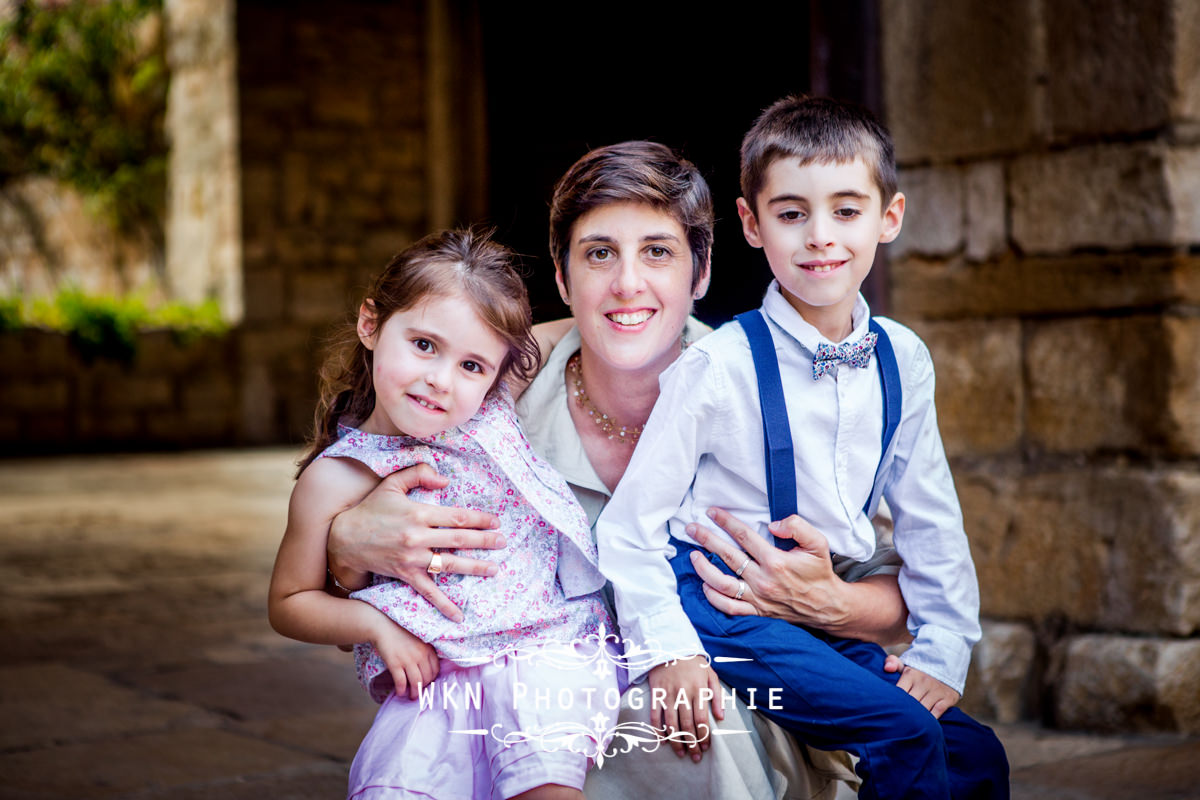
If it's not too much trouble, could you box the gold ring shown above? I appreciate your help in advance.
[734,580,746,601]
[427,552,444,575]
[735,557,751,577]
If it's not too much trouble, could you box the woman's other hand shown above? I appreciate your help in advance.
[687,508,910,645]
[327,463,505,623]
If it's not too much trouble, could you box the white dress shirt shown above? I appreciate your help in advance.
[596,282,981,694]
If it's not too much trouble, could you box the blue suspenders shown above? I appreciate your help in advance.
[734,310,902,551]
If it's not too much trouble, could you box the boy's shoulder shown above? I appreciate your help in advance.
[681,316,756,375]
[870,315,933,372]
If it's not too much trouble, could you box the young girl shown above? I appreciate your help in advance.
[268,229,615,800]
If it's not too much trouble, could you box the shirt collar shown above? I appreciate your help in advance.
[760,280,871,355]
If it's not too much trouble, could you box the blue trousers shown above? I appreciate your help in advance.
[672,545,1009,800]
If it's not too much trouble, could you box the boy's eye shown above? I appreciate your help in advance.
[835,207,863,219]
[779,210,804,222]
[414,338,434,352]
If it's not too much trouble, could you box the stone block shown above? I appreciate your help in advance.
[1044,0,1174,139]
[1165,316,1200,455]
[98,376,175,412]
[953,471,1016,611]
[242,267,286,324]
[238,363,277,444]
[281,152,309,224]
[1166,145,1200,244]
[1026,316,1163,453]
[892,166,963,258]
[882,0,1038,161]
[964,161,1007,261]
[77,410,142,441]
[363,230,415,269]
[1055,634,1200,733]
[182,375,237,415]
[890,253,1200,320]
[0,379,70,413]
[20,412,74,448]
[1011,144,1174,253]
[961,620,1036,723]
[289,272,350,325]
[180,406,236,441]
[0,413,20,441]
[240,164,277,221]
[144,409,187,442]
[8,331,74,378]
[1177,0,1200,123]
[312,82,374,126]
[386,174,429,223]
[373,130,426,173]
[970,468,1200,634]
[1104,470,1200,636]
[971,471,1108,625]
[907,319,1022,457]
[275,229,328,268]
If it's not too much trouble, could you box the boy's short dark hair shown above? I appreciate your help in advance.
[740,95,897,213]
[549,140,713,291]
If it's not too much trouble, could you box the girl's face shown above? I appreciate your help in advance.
[557,201,709,377]
[357,294,508,438]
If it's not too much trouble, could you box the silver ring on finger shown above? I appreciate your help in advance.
[427,552,444,575]
[735,556,751,577]
[734,580,746,601]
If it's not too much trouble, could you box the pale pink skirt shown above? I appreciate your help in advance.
[348,644,619,800]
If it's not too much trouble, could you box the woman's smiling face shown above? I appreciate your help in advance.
[558,201,709,376]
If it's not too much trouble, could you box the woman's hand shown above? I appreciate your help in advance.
[370,615,441,701]
[327,463,506,623]
[646,656,724,763]
[686,507,910,645]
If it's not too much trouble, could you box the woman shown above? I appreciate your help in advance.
[328,141,908,798]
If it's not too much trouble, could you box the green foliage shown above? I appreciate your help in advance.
[2,289,228,363]
[0,0,167,241]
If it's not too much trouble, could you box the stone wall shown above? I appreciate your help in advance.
[882,0,1200,732]
[0,328,238,452]
[0,177,162,300]
[0,1,464,453]
[233,0,448,445]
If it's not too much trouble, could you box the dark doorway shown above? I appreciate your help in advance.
[479,1,880,325]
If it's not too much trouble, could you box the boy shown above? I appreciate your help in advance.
[596,96,1008,799]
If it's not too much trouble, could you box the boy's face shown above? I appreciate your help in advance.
[738,156,904,340]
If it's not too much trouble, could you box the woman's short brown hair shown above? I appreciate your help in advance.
[548,141,714,291]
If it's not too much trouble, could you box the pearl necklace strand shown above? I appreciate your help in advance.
[567,352,644,446]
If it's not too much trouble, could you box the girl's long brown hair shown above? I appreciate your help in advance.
[297,228,539,475]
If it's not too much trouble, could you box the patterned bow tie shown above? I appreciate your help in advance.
[812,331,878,380]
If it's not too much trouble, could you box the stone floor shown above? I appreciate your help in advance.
[0,448,1197,799]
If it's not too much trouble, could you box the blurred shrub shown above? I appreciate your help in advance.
[2,289,227,363]
[0,0,167,244]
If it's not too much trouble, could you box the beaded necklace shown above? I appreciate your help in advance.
[566,352,643,446]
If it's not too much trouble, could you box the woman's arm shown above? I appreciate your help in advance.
[508,317,574,400]
[325,320,570,616]
[686,508,911,646]
[270,458,440,697]
[327,463,505,623]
